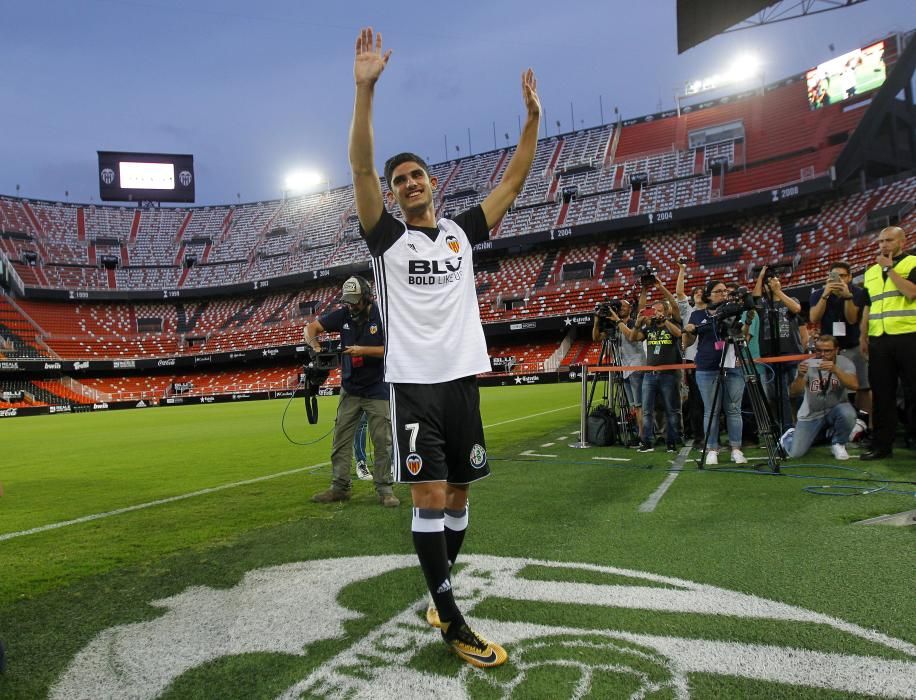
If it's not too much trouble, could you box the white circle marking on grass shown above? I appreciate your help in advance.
[50,555,916,699]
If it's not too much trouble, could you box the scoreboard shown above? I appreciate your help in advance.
[97,151,195,203]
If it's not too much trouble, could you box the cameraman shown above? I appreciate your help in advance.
[594,294,646,439]
[808,262,870,415]
[634,299,682,452]
[304,276,398,507]
[781,335,858,460]
[684,280,747,465]
[753,265,803,433]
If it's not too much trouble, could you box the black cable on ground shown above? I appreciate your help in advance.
[280,381,336,446]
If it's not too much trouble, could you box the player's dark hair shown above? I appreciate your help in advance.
[384,152,430,189]
[817,334,840,348]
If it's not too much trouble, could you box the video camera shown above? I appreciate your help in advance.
[708,286,755,327]
[635,264,658,286]
[302,348,340,424]
[594,297,623,318]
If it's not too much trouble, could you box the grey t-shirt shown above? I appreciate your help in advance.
[797,355,855,421]
[616,320,646,379]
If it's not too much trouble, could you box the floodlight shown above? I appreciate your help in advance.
[726,54,761,82]
[284,170,326,193]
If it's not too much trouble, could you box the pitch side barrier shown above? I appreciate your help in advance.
[575,353,813,446]
[0,372,588,419]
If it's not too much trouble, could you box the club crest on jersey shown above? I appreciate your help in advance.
[369,324,378,335]
[445,235,460,254]
[405,453,423,476]
[470,444,487,469]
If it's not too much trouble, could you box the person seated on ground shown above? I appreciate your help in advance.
[780,335,858,460]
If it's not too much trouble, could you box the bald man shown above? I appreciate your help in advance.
[859,226,916,459]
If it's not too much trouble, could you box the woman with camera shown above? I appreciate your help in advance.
[683,280,748,465]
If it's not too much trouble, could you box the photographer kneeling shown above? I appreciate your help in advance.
[304,276,399,507]
[780,335,858,460]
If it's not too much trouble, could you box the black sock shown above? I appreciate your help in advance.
[444,506,468,570]
[412,508,461,624]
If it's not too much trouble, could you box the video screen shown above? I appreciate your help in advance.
[98,151,195,202]
[806,41,886,110]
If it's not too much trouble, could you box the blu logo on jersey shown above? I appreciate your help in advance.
[407,258,464,286]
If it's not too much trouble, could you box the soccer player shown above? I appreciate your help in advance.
[348,27,540,667]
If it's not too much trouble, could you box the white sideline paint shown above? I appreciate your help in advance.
[520,449,558,458]
[1,405,580,543]
[638,446,690,513]
[483,403,579,429]
[541,442,556,447]
[51,555,916,700]
[0,462,328,543]
[592,456,632,462]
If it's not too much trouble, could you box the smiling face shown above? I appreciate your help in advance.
[386,161,437,219]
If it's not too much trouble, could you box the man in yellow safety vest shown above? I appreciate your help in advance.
[859,226,916,460]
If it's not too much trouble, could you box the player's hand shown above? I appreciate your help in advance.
[343,346,362,356]
[521,68,541,119]
[354,27,391,86]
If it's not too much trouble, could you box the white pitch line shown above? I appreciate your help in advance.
[638,446,691,513]
[540,442,556,447]
[483,403,579,429]
[0,462,329,544]
[592,456,632,462]
[2,405,582,544]
[520,450,558,458]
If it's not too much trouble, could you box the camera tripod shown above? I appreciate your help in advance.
[697,319,784,473]
[587,323,639,447]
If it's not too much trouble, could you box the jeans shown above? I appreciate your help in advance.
[641,371,680,445]
[785,403,857,458]
[353,412,368,463]
[695,368,745,449]
[761,361,797,434]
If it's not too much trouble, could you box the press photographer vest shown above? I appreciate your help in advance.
[864,254,916,336]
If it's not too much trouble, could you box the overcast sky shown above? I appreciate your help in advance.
[1,0,913,205]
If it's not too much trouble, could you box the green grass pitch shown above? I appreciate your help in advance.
[0,383,913,699]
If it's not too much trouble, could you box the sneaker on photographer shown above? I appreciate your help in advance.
[731,449,748,464]
[831,443,850,461]
[705,449,718,465]
[356,461,372,481]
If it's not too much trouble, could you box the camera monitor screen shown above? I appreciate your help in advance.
[98,151,195,202]
[806,41,886,111]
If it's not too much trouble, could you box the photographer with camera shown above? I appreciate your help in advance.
[676,260,707,444]
[304,276,398,507]
[753,265,803,434]
[634,299,683,452]
[780,335,858,460]
[593,292,647,440]
[684,280,748,465]
[809,262,870,416]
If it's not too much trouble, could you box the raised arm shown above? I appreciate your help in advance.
[481,69,541,228]
[349,27,391,233]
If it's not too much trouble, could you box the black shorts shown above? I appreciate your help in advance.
[390,376,489,484]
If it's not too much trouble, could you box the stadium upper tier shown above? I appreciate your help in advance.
[0,70,881,293]
[2,174,913,363]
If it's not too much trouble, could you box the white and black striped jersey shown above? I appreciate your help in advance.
[364,206,491,384]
